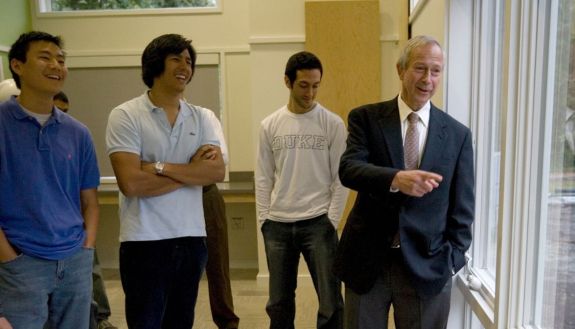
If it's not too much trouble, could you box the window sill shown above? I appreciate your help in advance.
[456,273,495,329]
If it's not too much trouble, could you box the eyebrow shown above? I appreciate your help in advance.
[37,49,66,59]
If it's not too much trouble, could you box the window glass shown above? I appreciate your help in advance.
[471,0,504,290]
[542,0,575,328]
[40,0,217,12]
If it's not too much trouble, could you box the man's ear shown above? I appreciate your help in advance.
[10,58,23,76]
[284,75,292,89]
[396,63,404,80]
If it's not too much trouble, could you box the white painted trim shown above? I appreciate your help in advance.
[248,35,306,45]
[64,48,233,68]
[447,2,501,328]
[0,45,9,52]
[409,0,430,24]
[456,275,495,329]
[248,35,400,46]
[495,0,558,328]
[65,46,248,58]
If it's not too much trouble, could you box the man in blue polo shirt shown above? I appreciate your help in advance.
[0,31,100,329]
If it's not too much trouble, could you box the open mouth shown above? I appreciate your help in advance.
[46,74,62,80]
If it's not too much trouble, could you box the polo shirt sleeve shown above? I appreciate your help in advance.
[80,129,100,190]
[205,110,229,165]
[198,109,221,150]
[106,107,141,156]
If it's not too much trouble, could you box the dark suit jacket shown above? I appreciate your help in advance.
[334,97,475,297]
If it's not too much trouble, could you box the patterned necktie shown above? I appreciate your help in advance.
[392,112,421,248]
[404,112,420,170]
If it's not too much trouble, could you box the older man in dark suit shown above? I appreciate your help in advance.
[334,35,475,329]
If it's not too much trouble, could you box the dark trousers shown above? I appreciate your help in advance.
[262,215,344,329]
[203,184,240,329]
[92,251,112,322]
[344,249,451,329]
[119,237,207,329]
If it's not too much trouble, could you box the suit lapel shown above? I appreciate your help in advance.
[377,99,405,169]
[419,105,448,170]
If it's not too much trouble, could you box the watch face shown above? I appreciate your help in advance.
[155,161,164,174]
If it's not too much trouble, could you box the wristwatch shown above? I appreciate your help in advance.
[154,161,165,175]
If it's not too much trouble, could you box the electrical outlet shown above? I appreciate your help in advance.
[231,217,244,230]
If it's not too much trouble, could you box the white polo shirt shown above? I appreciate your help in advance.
[106,92,220,241]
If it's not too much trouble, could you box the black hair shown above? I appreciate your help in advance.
[284,51,323,86]
[141,34,197,88]
[53,91,69,103]
[9,31,63,88]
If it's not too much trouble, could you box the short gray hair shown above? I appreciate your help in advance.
[397,35,444,71]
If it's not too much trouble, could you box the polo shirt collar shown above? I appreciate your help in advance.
[8,96,63,124]
[144,91,193,118]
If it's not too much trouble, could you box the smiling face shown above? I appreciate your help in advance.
[397,43,444,111]
[10,40,67,98]
[152,49,193,95]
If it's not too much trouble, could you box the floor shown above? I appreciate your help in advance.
[103,269,321,329]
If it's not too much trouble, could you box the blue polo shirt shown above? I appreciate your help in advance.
[0,97,100,260]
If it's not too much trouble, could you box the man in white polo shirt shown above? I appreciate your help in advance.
[106,34,225,329]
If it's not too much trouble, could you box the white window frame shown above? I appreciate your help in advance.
[35,0,222,17]
[494,0,558,328]
[466,0,504,298]
[445,0,502,327]
[447,0,562,328]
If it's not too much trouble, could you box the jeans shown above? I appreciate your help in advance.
[119,236,207,329]
[0,247,94,329]
[261,214,343,329]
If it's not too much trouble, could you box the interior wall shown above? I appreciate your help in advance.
[410,0,446,108]
[0,0,31,80]
[29,0,406,174]
[380,0,409,100]
[30,0,253,172]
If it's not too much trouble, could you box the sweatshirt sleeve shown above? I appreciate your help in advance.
[255,122,275,224]
[327,116,350,228]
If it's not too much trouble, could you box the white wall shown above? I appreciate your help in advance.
[31,0,254,172]
[31,0,405,173]
[410,0,446,108]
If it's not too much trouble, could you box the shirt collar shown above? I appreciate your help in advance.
[144,91,192,117]
[397,95,430,128]
[8,96,62,124]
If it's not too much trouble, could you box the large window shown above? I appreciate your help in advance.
[450,0,575,328]
[37,0,220,15]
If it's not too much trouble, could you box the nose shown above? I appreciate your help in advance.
[47,58,63,70]
[421,69,432,82]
